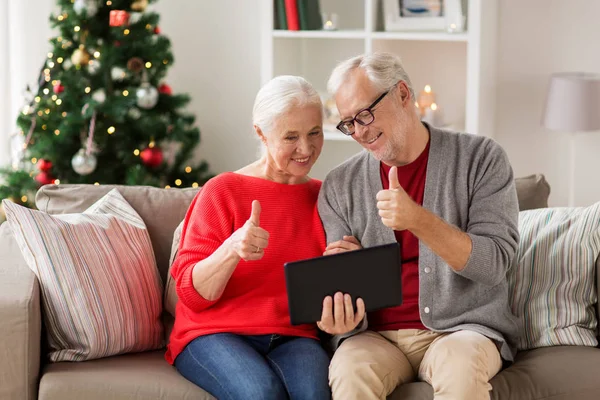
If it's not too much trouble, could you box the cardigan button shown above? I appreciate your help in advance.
[424,307,430,314]
[424,267,431,273]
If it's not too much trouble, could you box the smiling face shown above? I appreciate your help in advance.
[257,103,324,184]
[335,68,413,163]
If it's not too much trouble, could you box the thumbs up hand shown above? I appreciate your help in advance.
[376,166,418,231]
[227,200,270,261]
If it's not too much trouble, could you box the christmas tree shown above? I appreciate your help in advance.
[0,0,212,217]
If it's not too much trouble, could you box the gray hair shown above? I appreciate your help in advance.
[253,75,322,134]
[327,52,415,101]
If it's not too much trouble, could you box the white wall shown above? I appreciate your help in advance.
[495,0,600,207]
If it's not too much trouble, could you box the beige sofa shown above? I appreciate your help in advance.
[1,176,600,400]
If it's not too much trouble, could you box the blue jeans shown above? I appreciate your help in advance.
[175,333,331,400]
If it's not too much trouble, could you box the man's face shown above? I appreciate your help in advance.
[334,69,410,163]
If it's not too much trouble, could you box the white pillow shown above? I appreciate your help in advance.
[508,203,600,350]
[3,189,163,362]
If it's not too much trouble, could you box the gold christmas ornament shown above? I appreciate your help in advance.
[71,45,91,67]
[131,0,148,12]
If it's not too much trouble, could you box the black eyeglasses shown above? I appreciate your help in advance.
[336,90,390,136]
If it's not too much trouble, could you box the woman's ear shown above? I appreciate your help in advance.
[254,124,267,145]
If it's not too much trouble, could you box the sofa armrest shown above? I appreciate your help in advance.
[0,223,41,400]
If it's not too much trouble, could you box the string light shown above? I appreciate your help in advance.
[93,51,100,58]
[175,179,182,186]
[192,182,199,188]
[133,149,140,156]
[21,196,28,203]
[54,179,60,185]
[62,112,67,117]
[85,87,91,93]
[57,37,63,42]
[122,90,129,96]
[124,29,130,35]
[54,130,60,135]
[37,111,43,117]
[48,52,53,58]
[45,76,51,82]
[44,68,50,74]
[165,185,171,189]
[185,166,192,173]
[35,96,41,103]
[107,126,115,134]
[149,141,155,148]
[94,182,100,185]
[42,124,47,130]
[74,26,80,32]
[45,109,50,114]
[163,59,169,65]
[52,80,58,85]
[145,62,152,68]
[48,61,55,68]
[56,99,62,105]
[31,158,38,164]
[146,24,152,29]
[57,57,64,63]
[43,88,50,95]
[51,95,57,101]
[57,15,64,21]
[106,0,112,5]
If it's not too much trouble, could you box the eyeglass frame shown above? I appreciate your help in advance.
[335,89,391,136]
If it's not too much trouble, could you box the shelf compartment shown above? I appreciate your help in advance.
[273,30,367,39]
[371,31,468,42]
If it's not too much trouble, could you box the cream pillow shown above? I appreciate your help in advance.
[3,189,163,362]
[508,203,600,350]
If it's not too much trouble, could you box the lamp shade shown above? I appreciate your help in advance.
[542,72,600,131]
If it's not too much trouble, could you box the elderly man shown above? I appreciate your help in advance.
[316,52,520,400]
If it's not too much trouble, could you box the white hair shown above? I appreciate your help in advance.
[327,52,415,100]
[253,75,322,134]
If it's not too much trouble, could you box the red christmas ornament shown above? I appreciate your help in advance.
[53,82,65,94]
[37,159,53,172]
[140,146,163,168]
[109,10,130,27]
[154,26,161,34]
[35,171,54,186]
[158,84,172,95]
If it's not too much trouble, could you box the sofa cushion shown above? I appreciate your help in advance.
[165,220,184,318]
[3,190,163,362]
[39,350,214,400]
[388,346,600,400]
[514,174,551,211]
[35,184,199,283]
[508,203,600,350]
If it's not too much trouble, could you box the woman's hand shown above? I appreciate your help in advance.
[323,235,362,256]
[226,200,270,261]
[317,292,366,335]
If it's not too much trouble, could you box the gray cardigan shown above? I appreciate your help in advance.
[318,125,521,361]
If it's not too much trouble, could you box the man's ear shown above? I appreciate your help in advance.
[396,81,411,104]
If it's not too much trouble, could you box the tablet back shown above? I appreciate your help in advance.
[284,242,402,325]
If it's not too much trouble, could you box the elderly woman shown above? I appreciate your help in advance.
[165,76,330,400]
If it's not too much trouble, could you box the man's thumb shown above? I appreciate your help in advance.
[249,200,261,226]
[389,166,400,190]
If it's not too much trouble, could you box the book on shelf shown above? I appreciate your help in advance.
[274,0,322,31]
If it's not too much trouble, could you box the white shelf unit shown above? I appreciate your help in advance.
[260,0,498,177]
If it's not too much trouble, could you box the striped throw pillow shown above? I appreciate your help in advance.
[2,189,163,362]
[508,203,600,350]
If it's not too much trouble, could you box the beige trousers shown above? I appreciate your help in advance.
[329,329,502,400]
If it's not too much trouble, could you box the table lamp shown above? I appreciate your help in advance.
[542,72,600,206]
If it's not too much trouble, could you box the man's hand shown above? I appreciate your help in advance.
[324,235,362,256]
[226,200,269,261]
[376,166,418,231]
[317,292,365,335]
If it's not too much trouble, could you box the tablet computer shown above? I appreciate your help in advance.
[284,242,402,326]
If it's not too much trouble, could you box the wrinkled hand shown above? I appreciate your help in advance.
[227,200,269,261]
[323,235,362,256]
[376,166,418,231]
[317,292,365,335]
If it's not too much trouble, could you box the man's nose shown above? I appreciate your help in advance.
[353,121,369,138]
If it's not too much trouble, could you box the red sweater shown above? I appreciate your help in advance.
[165,173,326,364]
[369,141,430,332]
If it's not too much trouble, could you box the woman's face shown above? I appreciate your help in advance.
[260,103,324,182]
